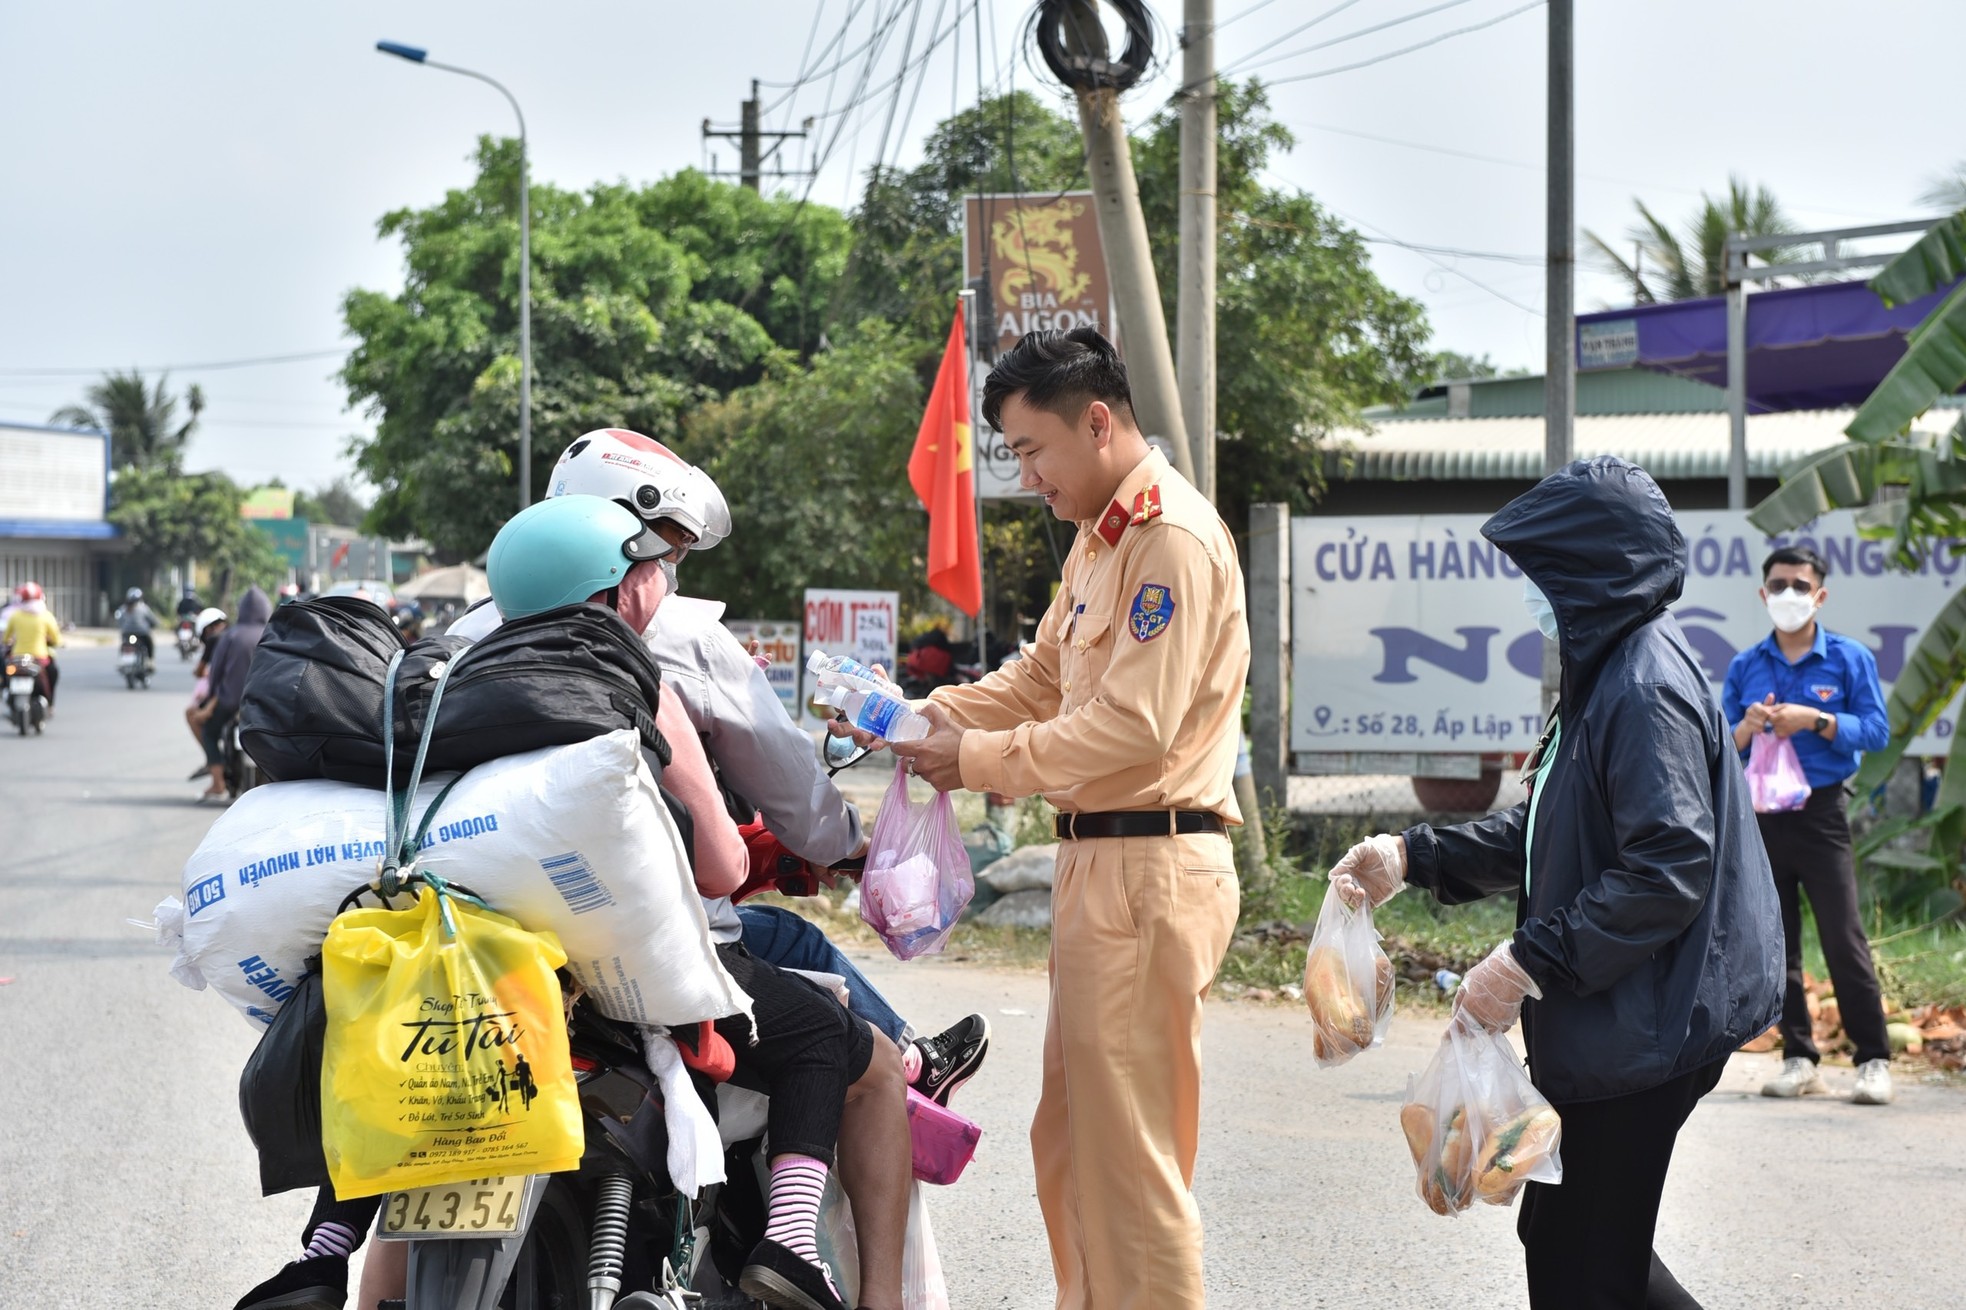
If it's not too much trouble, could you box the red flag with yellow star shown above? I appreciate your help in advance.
[908,304,981,615]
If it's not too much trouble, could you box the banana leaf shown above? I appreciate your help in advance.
[1849,584,1966,797]
[1871,210,1966,307]
[1846,279,1966,443]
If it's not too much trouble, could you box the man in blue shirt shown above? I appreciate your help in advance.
[1722,546,1894,1105]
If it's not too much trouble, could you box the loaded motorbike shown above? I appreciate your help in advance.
[4,654,47,735]
[220,718,262,799]
[119,633,155,689]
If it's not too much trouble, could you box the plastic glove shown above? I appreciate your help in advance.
[1329,833,1407,909]
[1453,940,1542,1033]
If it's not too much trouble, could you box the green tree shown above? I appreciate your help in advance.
[1134,81,1431,518]
[292,477,369,528]
[684,322,929,618]
[50,370,204,471]
[342,138,852,558]
[1917,162,1966,213]
[1584,176,1801,304]
[109,464,288,601]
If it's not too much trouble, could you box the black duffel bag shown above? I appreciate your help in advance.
[238,963,329,1195]
[240,598,667,788]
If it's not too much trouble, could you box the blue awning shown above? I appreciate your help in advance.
[1576,279,1957,413]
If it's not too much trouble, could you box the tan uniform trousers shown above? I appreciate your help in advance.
[1033,830,1240,1310]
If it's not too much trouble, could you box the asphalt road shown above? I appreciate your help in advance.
[1,646,1959,1309]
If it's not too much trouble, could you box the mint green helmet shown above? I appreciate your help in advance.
[487,495,651,619]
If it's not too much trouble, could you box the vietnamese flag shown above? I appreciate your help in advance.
[908,304,981,616]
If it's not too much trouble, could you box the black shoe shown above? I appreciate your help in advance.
[738,1239,845,1310]
[912,1013,990,1107]
[233,1254,347,1310]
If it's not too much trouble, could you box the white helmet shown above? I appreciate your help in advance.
[194,607,227,635]
[548,429,731,551]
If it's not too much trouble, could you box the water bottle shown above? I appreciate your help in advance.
[816,682,931,742]
[1434,969,1462,993]
[808,649,895,690]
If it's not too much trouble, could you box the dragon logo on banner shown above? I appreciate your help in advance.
[992,202,1094,307]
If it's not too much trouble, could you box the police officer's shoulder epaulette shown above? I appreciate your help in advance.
[1129,484,1163,527]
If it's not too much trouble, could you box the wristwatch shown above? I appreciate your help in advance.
[1814,712,1832,735]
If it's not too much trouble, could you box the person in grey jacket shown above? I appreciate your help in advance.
[197,586,270,799]
[1332,457,1782,1310]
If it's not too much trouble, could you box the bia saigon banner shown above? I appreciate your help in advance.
[1291,511,1966,760]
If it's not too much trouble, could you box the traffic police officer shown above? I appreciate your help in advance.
[889,327,1248,1310]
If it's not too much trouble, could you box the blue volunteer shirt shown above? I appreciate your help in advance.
[1721,625,1891,789]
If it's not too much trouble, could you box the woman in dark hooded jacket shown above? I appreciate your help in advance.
[197,586,271,799]
[1332,458,1782,1309]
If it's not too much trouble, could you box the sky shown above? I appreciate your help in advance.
[2,0,1960,494]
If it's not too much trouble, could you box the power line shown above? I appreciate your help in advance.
[1224,0,1483,78]
[1263,0,1547,86]
[1217,0,1289,31]
[0,348,345,378]
[1221,0,1369,72]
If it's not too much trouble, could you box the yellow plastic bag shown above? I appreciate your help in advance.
[320,885,584,1199]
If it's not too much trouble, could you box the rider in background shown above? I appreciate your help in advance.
[117,588,159,662]
[4,583,61,711]
[185,608,228,778]
[198,587,270,801]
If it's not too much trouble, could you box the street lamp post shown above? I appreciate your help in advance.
[377,41,532,511]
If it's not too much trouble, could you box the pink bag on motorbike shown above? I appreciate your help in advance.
[862,760,974,960]
[1746,730,1811,813]
[906,1088,981,1185]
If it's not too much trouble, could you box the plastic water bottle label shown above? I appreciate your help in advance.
[859,693,907,739]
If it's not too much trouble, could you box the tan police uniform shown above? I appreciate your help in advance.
[929,447,1247,1310]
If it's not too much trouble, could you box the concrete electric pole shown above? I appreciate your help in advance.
[1177,0,1217,504]
[702,80,811,192]
[1542,0,1574,716]
[1048,0,1197,485]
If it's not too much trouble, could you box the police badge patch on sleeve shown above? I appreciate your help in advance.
[1128,582,1175,642]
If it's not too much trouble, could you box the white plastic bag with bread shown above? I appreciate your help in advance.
[1302,879,1396,1067]
[1399,1015,1563,1215]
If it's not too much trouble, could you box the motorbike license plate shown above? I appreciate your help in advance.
[8,677,33,696]
[378,1176,527,1240]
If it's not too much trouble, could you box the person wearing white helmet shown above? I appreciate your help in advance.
[183,608,229,775]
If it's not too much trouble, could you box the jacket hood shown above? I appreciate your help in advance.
[1481,457,1685,693]
[235,586,272,626]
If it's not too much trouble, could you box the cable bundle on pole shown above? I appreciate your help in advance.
[1031,0,1157,93]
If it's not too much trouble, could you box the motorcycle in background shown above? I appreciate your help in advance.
[175,620,199,661]
[119,634,155,689]
[221,721,262,799]
[5,655,48,735]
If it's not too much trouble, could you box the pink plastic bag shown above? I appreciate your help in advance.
[1746,730,1811,813]
[862,760,974,960]
[905,1087,981,1185]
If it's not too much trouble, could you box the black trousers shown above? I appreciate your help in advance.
[1755,785,1891,1066]
[1518,1058,1726,1310]
[714,942,875,1168]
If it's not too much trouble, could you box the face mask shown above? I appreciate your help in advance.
[1523,578,1560,642]
[1766,588,1817,634]
[658,558,679,593]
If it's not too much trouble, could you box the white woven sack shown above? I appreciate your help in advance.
[156,729,749,1031]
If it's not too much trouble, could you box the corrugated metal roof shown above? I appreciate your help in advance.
[1327,410,1868,481]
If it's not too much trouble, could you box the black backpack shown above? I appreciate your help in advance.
[239,597,669,788]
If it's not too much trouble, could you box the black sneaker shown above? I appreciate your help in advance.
[912,1013,990,1107]
[738,1239,845,1310]
[233,1254,348,1310]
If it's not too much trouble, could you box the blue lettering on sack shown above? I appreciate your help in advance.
[435,813,501,844]
[186,873,226,917]
[236,850,302,888]
[236,954,295,1004]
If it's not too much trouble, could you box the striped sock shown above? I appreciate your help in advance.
[763,1154,831,1269]
[301,1219,358,1261]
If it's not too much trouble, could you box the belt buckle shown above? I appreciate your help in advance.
[1060,812,1075,841]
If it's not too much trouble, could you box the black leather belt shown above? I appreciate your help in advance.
[1055,810,1228,840]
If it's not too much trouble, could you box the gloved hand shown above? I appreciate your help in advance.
[1329,833,1407,909]
[1453,940,1542,1033]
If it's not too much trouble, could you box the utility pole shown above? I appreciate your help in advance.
[702,80,812,192]
[1543,0,1574,716]
[1178,0,1217,504]
[1058,1,1196,484]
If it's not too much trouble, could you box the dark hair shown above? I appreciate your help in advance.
[981,327,1136,432]
[1763,545,1829,584]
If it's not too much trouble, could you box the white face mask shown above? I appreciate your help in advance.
[1766,587,1818,634]
[1523,577,1560,642]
